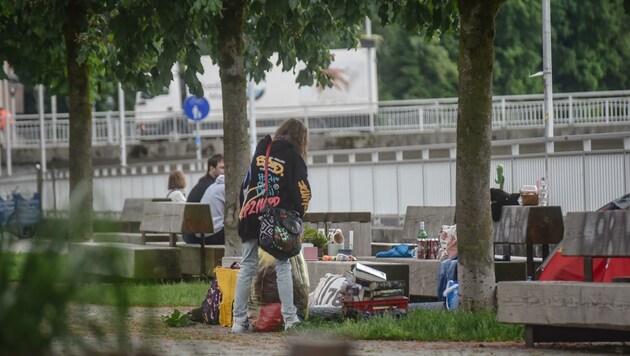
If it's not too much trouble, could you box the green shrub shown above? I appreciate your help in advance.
[302,228,329,248]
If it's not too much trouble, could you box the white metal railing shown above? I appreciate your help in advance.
[7,90,630,148]
[1,131,628,221]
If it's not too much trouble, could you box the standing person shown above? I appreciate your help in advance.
[187,154,225,203]
[198,174,225,245]
[232,118,312,333]
[166,170,187,202]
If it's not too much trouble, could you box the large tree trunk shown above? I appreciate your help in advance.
[217,0,250,257]
[456,0,501,310]
[63,0,93,241]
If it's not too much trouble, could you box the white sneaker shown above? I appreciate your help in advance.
[231,316,250,333]
[284,315,302,331]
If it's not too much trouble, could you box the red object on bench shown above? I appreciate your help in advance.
[342,297,408,316]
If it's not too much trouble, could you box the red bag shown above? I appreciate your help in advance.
[251,303,283,332]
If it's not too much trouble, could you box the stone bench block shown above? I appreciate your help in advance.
[179,245,225,277]
[359,257,439,298]
[222,256,409,296]
[146,242,225,277]
[498,281,630,331]
[70,242,181,279]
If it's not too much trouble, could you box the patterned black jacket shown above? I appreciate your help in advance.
[238,135,311,241]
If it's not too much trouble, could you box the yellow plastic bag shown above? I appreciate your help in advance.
[215,266,239,327]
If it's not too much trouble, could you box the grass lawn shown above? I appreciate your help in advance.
[3,251,523,342]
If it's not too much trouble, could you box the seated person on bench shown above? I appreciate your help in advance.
[437,225,458,302]
[183,174,225,245]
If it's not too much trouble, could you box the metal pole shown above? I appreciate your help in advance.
[51,95,57,143]
[118,83,127,167]
[195,121,201,161]
[542,0,554,150]
[248,78,257,156]
[365,17,375,132]
[38,84,47,173]
[2,63,9,177]
[542,0,553,203]
[8,92,14,176]
[0,74,11,175]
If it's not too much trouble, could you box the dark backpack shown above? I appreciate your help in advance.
[201,279,222,325]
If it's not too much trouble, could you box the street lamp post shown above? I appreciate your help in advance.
[542,0,554,153]
[530,0,554,203]
[542,0,553,204]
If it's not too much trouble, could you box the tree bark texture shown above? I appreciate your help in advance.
[456,0,501,310]
[63,0,93,241]
[217,0,249,258]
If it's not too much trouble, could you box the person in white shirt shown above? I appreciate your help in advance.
[199,174,225,245]
[166,170,187,202]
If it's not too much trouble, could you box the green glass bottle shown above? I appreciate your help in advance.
[416,221,428,259]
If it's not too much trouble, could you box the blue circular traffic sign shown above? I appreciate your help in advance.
[183,96,210,122]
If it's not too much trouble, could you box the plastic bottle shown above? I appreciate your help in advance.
[538,177,548,206]
[443,280,459,310]
[416,221,428,259]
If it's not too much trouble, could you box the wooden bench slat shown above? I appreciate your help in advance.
[492,206,564,244]
[140,202,213,234]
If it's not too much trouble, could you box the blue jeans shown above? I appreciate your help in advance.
[232,239,297,323]
[437,257,458,302]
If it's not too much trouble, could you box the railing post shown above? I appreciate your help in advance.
[605,100,610,124]
[106,111,113,144]
[501,98,507,128]
[369,111,375,132]
[51,95,57,144]
[91,105,96,144]
[118,83,127,167]
[38,84,47,173]
[568,95,573,127]
[418,107,424,131]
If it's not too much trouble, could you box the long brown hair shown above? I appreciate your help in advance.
[168,170,186,190]
[274,118,308,159]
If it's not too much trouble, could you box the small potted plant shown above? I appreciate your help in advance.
[302,228,329,259]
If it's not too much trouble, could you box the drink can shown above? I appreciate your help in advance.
[428,238,440,259]
[416,239,426,259]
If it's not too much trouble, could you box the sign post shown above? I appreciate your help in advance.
[183,96,210,161]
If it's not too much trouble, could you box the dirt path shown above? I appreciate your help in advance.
[56,305,627,355]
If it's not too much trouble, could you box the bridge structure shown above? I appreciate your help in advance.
[0,130,628,225]
[0,89,629,223]
[4,90,630,148]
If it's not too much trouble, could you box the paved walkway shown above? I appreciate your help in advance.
[54,306,626,356]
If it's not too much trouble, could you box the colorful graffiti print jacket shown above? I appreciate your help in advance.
[238,135,312,241]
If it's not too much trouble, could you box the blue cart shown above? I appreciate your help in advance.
[0,192,42,239]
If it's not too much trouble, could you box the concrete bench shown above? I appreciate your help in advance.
[497,210,630,347]
[223,254,533,299]
[360,256,539,299]
[222,256,409,296]
[69,242,181,279]
[92,198,171,244]
[140,202,215,276]
[148,242,225,278]
[303,212,372,257]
